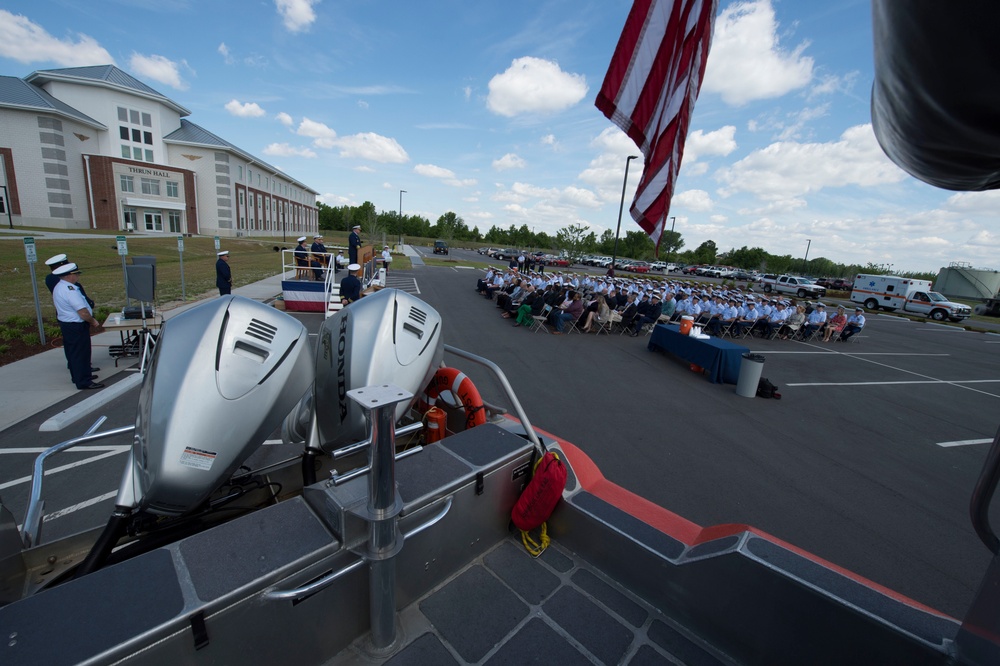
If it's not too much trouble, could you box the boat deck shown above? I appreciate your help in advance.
[332,536,725,665]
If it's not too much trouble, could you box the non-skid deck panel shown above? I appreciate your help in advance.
[386,538,727,665]
[179,496,334,602]
[744,536,958,645]
[395,442,474,507]
[0,549,184,666]
[570,490,687,560]
[440,422,529,467]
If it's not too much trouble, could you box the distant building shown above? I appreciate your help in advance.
[0,65,318,237]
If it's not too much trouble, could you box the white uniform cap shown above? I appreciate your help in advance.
[45,253,68,267]
[297,236,307,242]
[217,251,229,256]
[347,263,361,271]
[53,262,80,275]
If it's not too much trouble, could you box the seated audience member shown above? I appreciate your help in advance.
[477,269,495,294]
[822,306,848,341]
[550,291,583,334]
[483,271,505,300]
[763,302,790,337]
[630,294,663,337]
[707,299,739,335]
[839,307,866,341]
[502,283,532,318]
[581,294,611,332]
[496,279,522,311]
[778,305,807,339]
[801,303,828,338]
[732,300,761,337]
[660,291,677,320]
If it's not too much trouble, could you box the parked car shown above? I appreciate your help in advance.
[760,274,827,299]
[731,270,754,280]
[682,265,701,274]
[829,278,852,291]
[433,240,449,255]
[548,256,571,267]
[493,248,515,261]
[628,261,651,273]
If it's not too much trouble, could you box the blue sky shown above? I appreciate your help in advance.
[2,0,995,272]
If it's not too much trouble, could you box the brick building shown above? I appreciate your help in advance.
[0,65,318,238]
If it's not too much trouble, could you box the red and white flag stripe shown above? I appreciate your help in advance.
[596,0,718,250]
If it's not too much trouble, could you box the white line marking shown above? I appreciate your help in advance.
[749,351,949,356]
[916,325,964,331]
[794,341,1000,399]
[0,445,130,454]
[788,380,1000,387]
[937,439,994,448]
[874,314,910,321]
[42,491,118,521]
[39,374,143,432]
[0,449,129,491]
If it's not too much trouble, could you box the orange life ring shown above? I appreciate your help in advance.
[422,367,487,431]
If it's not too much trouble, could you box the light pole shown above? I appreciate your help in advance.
[398,190,406,246]
[666,216,676,264]
[611,155,639,275]
[802,238,812,276]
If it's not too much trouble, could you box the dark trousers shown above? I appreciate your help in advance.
[60,321,92,388]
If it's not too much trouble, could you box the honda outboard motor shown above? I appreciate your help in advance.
[312,288,442,451]
[121,296,313,515]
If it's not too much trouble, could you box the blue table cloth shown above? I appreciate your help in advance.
[647,324,749,384]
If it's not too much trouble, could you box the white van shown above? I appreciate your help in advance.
[850,274,972,321]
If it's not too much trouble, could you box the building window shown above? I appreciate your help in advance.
[129,109,140,125]
[140,178,160,196]
[145,149,154,162]
[168,211,182,233]
[120,175,135,193]
[118,107,128,122]
[119,127,129,140]
[143,131,153,145]
[166,181,179,197]
[121,145,131,159]
[141,112,152,127]
[123,206,138,231]
[133,147,143,160]
[131,128,141,143]
[238,165,244,181]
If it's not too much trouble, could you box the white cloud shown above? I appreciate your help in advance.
[701,0,813,105]
[263,142,317,158]
[684,126,737,162]
[218,42,234,65]
[275,0,319,33]
[716,124,907,200]
[224,99,266,117]
[332,133,408,163]
[129,53,187,90]
[354,165,375,173]
[541,134,557,148]
[0,11,115,66]
[414,163,475,187]
[357,100,369,109]
[296,117,337,148]
[276,112,294,126]
[673,189,714,212]
[487,57,588,117]
[493,153,526,171]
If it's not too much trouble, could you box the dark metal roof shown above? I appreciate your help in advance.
[0,75,104,129]
[25,65,190,116]
[164,119,318,194]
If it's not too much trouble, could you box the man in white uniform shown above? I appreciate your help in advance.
[52,263,103,390]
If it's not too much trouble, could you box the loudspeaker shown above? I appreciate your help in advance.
[126,265,156,302]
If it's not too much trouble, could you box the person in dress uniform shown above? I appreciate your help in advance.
[340,263,363,303]
[216,251,232,295]
[348,224,361,265]
[52,263,103,390]
[381,245,392,275]
[310,234,327,280]
[45,254,95,308]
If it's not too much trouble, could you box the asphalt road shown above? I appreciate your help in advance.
[2,251,998,620]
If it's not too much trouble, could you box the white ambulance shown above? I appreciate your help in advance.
[850,274,972,322]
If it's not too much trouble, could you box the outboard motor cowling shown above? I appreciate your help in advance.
[313,288,442,450]
[120,296,313,516]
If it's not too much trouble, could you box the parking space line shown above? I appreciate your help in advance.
[788,380,1000,387]
[791,341,1000,399]
[750,351,948,356]
[937,438,994,448]
[0,449,129,491]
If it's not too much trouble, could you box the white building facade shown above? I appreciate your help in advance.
[0,65,318,237]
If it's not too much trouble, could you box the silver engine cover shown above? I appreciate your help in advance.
[121,296,313,516]
[314,288,442,450]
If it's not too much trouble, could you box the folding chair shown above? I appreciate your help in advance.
[530,305,553,333]
[592,313,613,336]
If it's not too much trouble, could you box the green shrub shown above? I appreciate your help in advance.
[5,315,32,328]
[0,327,18,341]
[45,325,62,339]
[20,332,40,346]
[0,344,9,355]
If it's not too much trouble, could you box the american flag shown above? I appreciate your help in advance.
[595,0,718,250]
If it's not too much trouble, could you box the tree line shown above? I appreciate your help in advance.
[317,202,934,279]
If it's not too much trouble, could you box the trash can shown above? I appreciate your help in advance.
[736,353,765,398]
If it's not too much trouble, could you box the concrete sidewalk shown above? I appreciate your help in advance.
[0,272,288,432]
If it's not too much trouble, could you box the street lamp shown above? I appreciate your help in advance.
[398,190,406,245]
[666,216,676,264]
[611,155,639,275]
[802,238,812,276]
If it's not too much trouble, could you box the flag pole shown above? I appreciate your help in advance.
[611,155,639,275]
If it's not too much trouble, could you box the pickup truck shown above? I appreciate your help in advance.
[760,275,827,299]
